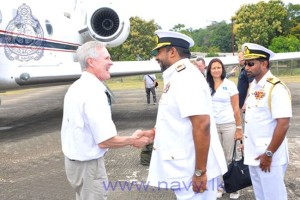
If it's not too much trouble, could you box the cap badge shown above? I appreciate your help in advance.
[244,46,250,56]
[155,35,159,44]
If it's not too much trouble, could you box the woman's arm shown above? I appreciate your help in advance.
[231,94,243,140]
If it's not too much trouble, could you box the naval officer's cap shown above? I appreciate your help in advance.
[151,30,194,56]
[242,43,275,61]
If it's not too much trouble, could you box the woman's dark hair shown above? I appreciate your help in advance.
[206,58,226,96]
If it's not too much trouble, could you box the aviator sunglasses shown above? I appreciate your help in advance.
[244,61,256,67]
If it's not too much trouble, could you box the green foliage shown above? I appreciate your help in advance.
[108,17,158,61]
[206,46,220,57]
[234,0,287,47]
[171,24,186,32]
[269,35,300,52]
[190,21,232,53]
[286,3,300,38]
[109,1,299,61]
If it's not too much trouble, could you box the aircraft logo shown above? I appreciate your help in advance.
[5,3,44,62]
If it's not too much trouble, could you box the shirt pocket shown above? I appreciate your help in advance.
[255,137,271,155]
[160,148,189,179]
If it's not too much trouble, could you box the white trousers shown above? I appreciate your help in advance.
[174,177,218,200]
[249,164,287,200]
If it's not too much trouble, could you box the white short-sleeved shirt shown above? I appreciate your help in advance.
[61,72,117,161]
[244,71,292,166]
[212,78,238,124]
[147,59,227,188]
[144,74,156,88]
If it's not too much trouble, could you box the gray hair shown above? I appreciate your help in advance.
[76,41,106,70]
[196,57,205,65]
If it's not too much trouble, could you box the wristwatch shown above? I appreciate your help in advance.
[194,169,206,177]
[265,150,273,157]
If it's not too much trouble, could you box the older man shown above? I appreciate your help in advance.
[61,41,153,200]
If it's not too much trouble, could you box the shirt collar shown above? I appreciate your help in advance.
[255,70,273,88]
[81,71,107,91]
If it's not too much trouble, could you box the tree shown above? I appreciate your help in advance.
[269,35,300,52]
[190,21,232,53]
[171,24,186,32]
[108,17,158,61]
[286,3,300,38]
[233,0,287,47]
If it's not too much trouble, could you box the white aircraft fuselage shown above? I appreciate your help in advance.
[0,0,299,95]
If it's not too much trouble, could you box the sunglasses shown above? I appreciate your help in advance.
[244,61,255,67]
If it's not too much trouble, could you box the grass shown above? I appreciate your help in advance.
[2,74,299,94]
[106,74,300,90]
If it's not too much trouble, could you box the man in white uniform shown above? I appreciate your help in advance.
[144,30,227,200]
[243,43,292,200]
[61,41,154,200]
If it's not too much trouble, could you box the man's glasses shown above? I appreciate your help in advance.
[244,61,255,67]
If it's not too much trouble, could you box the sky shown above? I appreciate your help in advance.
[111,0,299,30]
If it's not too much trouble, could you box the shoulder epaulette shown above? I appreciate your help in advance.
[267,76,291,112]
[176,64,186,72]
[267,77,280,85]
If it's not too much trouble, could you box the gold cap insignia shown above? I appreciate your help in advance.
[244,46,250,56]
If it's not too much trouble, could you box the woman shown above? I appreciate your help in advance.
[206,58,243,199]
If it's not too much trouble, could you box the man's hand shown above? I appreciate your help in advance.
[192,174,207,193]
[229,66,237,76]
[132,129,155,141]
[131,129,155,148]
[255,154,272,172]
[132,136,151,148]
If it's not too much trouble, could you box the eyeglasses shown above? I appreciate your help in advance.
[244,61,255,67]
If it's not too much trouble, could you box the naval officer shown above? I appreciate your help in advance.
[144,30,227,200]
[242,43,292,200]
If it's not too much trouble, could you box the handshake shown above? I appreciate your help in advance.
[131,128,155,148]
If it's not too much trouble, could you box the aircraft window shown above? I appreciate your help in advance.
[0,10,2,23]
[45,20,53,35]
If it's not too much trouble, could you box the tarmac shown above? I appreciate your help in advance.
[0,82,299,200]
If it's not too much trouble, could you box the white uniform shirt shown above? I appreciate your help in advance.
[61,72,117,161]
[212,78,238,124]
[147,59,227,188]
[244,71,292,166]
[144,74,156,88]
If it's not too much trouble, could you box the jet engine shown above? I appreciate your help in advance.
[80,5,130,48]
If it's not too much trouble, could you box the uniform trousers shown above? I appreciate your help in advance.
[249,164,287,200]
[65,156,108,200]
[174,177,218,200]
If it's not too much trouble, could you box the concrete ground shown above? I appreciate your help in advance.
[0,83,299,200]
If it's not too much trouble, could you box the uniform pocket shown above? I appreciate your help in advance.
[255,137,271,155]
[160,149,189,179]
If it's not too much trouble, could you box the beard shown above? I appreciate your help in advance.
[156,59,170,72]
